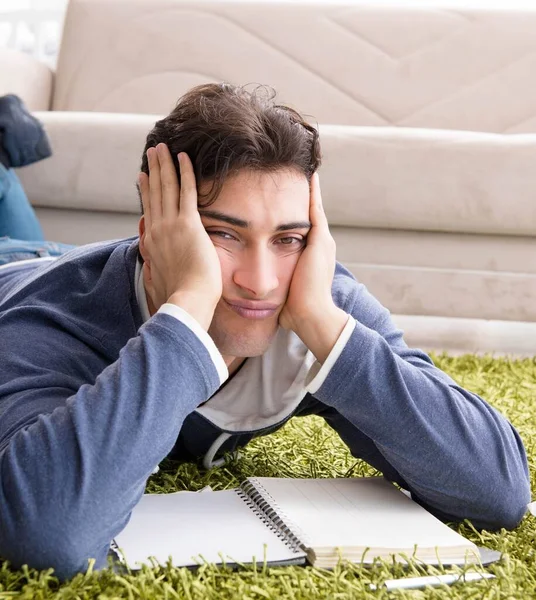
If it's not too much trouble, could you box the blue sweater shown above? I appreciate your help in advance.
[0,238,530,578]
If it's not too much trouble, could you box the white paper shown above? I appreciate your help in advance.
[114,490,305,568]
[250,477,477,561]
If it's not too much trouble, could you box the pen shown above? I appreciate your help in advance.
[370,572,496,591]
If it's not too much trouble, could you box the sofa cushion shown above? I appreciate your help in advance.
[16,111,153,217]
[320,125,536,236]
[17,113,536,238]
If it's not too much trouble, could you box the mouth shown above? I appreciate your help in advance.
[223,299,279,320]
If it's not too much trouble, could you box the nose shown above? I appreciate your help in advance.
[232,245,279,298]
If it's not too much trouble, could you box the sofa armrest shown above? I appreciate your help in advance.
[16,111,159,213]
[0,49,53,110]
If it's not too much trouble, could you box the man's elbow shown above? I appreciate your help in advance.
[0,498,111,581]
[1,542,95,581]
[473,476,531,532]
[419,469,531,532]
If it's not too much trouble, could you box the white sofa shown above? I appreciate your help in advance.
[1,0,535,355]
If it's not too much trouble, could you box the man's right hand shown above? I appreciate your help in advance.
[138,143,222,331]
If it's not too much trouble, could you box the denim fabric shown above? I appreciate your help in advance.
[0,165,44,241]
[0,236,75,266]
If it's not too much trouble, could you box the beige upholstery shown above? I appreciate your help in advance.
[393,316,536,357]
[22,114,536,237]
[55,0,536,133]
[4,0,536,353]
[0,48,52,111]
[18,112,155,214]
[319,126,536,236]
[17,112,536,327]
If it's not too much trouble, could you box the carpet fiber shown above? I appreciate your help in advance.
[1,353,535,599]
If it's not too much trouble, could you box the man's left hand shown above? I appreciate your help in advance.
[279,173,349,364]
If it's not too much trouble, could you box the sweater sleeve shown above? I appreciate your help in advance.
[312,272,530,531]
[0,308,220,577]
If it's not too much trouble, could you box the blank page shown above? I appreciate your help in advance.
[114,490,306,568]
[249,477,476,556]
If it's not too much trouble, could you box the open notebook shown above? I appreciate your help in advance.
[113,477,488,569]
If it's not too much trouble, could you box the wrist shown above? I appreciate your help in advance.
[167,291,216,331]
[294,305,349,364]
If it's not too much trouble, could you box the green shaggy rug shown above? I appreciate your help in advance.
[1,354,535,599]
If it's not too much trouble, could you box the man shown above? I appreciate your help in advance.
[0,83,530,580]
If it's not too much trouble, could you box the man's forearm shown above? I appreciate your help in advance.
[312,320,530,530]
[0,313,220,578]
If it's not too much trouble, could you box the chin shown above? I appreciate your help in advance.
[208,319,279,358]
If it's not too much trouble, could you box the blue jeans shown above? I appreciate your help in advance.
[0,164,44,241]
[0,237,75,266]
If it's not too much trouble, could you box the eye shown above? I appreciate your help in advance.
[207,230,238,241]
[276,236,305,246]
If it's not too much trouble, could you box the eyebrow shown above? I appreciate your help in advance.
[199,209,311,232]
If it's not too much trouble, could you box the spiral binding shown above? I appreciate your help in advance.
[236,478,307,554]
[109,538,125,564]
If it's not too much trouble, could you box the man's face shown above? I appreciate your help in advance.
[199,168,311,361]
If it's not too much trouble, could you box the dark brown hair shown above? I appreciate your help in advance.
[140,83,321,209]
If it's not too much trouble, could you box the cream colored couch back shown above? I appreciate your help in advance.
[55,0,536,133]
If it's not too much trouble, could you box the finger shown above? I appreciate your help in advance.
[142,261,157,307]
[147,146,163,222]
[178,152,198,216]
[309,172,328,230]
[138,172,151,231]
[156,143,180,218]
